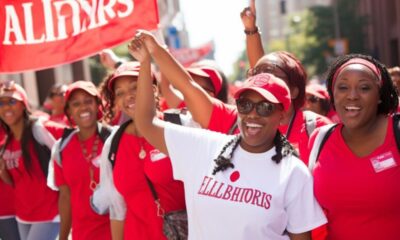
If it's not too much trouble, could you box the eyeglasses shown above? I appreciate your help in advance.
[246,64,289,80]
[0,98,18,107]
[236,98,278,117]
[50,92,65,97]
[306,95,320,104]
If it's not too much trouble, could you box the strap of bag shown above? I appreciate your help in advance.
[308,124,337,171]
[164,112,182,125]
[393,114,400,151]
[144,175,165,217]
[304,110,317,137]
[228,117,238,135]
[108,119,132,168]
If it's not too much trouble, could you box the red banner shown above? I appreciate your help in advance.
[170,41,214,67]
[0,0,159,73]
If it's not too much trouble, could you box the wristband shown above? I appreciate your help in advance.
[244,27,260,35]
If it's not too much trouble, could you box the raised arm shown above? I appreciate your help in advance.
[128,34,169,155]
[136,30,214,128]
[157,72,184,109]
[240,0,264,67]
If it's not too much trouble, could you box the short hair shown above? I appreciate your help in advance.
[325,53,398,115]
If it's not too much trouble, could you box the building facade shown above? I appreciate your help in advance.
[358,0,400,67]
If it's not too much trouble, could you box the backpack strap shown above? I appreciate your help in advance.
[303,110,317,137]
[228,119,238,135]
[393,114,400,151]
[108,120,132,169]
[308,124,337,171]
[97,123,113,142]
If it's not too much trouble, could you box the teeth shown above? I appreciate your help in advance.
[5,112,12,117]
[246,123,262,128]
[127,103,135,109]
[80,112,90,118]
[345,106,360,111]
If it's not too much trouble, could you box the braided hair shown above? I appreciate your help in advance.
[212,131,298,175]
[325,53,399,115]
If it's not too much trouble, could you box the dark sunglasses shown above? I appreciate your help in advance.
[306,95,320,104]
[246,63,289,80]
[0,98,18,107]
[236,98,278,117]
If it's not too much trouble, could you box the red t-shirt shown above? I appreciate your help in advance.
[279,110,332,164]
[0,181,15,218]
[207,99,239,134]
[113,133,186,240]
[54,134,111,240]
[313,118,400,240]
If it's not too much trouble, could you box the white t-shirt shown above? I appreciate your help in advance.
[164,122,327,240]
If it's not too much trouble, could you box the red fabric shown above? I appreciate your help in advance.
[54,134,111,240]
[49,114,69,126]
[0,0,159,73]
[313,118,400,240]
[207,99,239,134]
[113,133,185,240]
[279,110,332,164]
[0,181,15,217]
[159,98,186,112]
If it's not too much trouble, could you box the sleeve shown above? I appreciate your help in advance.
[164,122,227,181]
[207,99,237,133]
[284,160,327,233]
[91,129,127,220]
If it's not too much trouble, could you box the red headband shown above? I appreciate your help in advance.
[332,58,382,91]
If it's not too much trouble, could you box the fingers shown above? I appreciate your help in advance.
[250,0,256,14]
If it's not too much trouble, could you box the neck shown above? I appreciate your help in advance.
[281,105,295,125]
[125,120,141,137]
[342,114,385,140]
[9,118,26,141]
[52,108,64,116]
[78,124,98,141]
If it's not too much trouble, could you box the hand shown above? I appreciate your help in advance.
[240,0,257,30]
[99,49,122,70]
[128,36,151,64]
[133,30,163,54]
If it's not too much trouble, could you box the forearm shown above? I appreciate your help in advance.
[159,75,184,108]
[288,231,311,240]
[246,32,264,67]
[111,220,124,240]
[58,187,72,240]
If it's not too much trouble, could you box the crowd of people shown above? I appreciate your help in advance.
[0,2,399,240]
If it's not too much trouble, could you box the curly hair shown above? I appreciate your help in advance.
[325,53,399,115]
[98,73,116,123]
[212,131,298,175]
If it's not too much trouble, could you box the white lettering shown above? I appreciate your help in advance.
[97,0,117,27]
[42,0,56,42]
[3,5,25,45]
[117,0,134,18]
[23,2,46,44]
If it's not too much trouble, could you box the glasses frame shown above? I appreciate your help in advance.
[236,98,279,117]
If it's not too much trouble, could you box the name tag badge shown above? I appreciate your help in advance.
[370,152,397,173]
[150,149,167,162]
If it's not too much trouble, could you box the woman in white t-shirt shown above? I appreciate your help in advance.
[129,32,327,240]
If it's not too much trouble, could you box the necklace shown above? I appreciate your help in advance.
[138,138,146,160]
[78,133,100,191]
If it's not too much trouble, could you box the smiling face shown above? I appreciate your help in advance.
[0,97,25,127]
[237,90,284,153]
[66,90,99,130]
[333,64,381,129]
[113,76,138,119]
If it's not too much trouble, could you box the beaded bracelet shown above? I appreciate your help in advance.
[244,27,260,35]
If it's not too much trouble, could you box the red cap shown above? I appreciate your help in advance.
[0,81,30,110]
[306,84,330,100]
[65,81,100,103]
[234,73,291,111]
[108,62,141,90]
[187,67,223,95]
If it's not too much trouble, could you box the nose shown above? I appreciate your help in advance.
[347,87,359,100]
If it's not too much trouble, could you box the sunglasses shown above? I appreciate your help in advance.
[246,64,289,80]
[0,98,18,107]
[236,98,278,117]
[306,95,320,104]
